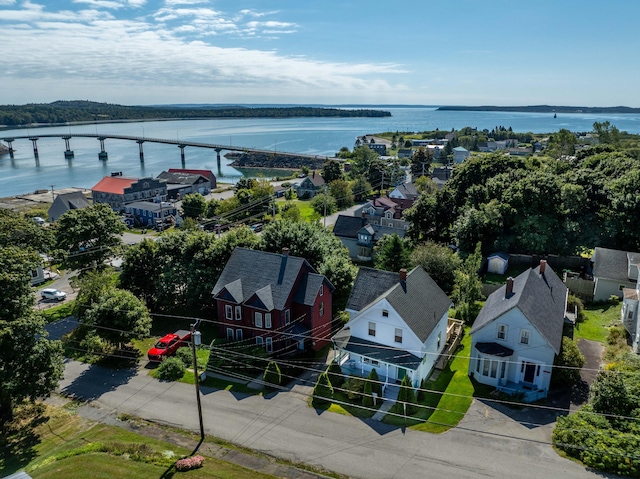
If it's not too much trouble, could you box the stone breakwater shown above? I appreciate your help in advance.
[225,151,327,170]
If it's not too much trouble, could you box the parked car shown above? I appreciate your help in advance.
[41,288,67,301]
[147,330,192,362]
[250,222,263,232]
[33,216,45,225]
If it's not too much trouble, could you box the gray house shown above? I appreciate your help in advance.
[592,247,640,302]
[469,260,568,402]
[295,172,325,198]
[333,214,406,262]
[156,170,211,200]
[48,191,91,222]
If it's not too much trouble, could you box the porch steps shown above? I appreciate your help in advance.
[372,385,400,421]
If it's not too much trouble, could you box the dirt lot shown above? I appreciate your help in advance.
[0,187,91,213]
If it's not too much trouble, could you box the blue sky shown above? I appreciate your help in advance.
[1,0,638,106]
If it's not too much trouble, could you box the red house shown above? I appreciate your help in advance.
[212,247,334,355]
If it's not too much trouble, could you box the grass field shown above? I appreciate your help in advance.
[575,303,621,342]
[1,403,280,479]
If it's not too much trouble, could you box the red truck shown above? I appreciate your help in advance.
[147,330,191,362]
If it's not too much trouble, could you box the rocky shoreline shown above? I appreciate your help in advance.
[225,151,327,170]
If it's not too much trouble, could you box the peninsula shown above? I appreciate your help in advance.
[437,105,640,114]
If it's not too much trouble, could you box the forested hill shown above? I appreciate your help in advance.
[0,101,391,127]
[437,105,640,114]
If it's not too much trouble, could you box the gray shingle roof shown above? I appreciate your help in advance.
[470,264,567,353]
[354,266,452,343]
[212,247,328,311]
[346,267,400,312]
[333,215,367,237]
[593,247,638,282]
[157,171,207,185]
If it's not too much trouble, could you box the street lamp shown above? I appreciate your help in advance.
[191,319,205,445]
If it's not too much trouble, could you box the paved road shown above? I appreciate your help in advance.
[56,359,603,479]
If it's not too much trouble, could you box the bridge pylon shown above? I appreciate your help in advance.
[98,137,108,160]
[62,135,74,159]
[215,148,223,174]
[29,137,39,159]
[137,139,145,161]
[4,139,15,158]
[178,144,187,166]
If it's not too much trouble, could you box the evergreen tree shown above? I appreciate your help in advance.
[263,361,282,388]
[313,372,334,406]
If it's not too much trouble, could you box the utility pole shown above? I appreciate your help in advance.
[190,319,205,446]
[323,185,327,228]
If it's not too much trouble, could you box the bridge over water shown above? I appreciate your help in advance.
[0,133,330,168]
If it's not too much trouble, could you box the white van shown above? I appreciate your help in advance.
[41,288,67,301]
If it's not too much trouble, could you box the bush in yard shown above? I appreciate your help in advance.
[396,375,417,415]
[551,337,585,388]
[313,372,334,407]
[362,378,374,408]
[263,361,282,387]
[176,347,192,368]
[369,368,382,396]
[343,376,365,400]
[609,294,620,305]
[327,362,345,389]
[157,357,185,381]
[175,454,205,471]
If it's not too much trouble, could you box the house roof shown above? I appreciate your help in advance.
[470,264,567,353]
[333,329,422,370]
[168,168,215,181]
[371,225,406,241]
[304,173,325,187]
[346,267,401,312]
[52,191,91,209]
[475,342,514,357]
[487,251,510,262]
[355,266,452,343]
[453,146,468,152]
[333,215,367,237]
[157,171,208,185]
[91,176,138,194]
[592,247,639,282]
[126,201,173,212]
[212,247,330,311]
[392,182,418,199]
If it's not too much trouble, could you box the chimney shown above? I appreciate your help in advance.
[505,277,514,297]
[399,268,407,282]
[361,210,366,219]
[282,247,289,256]
[312,171,315,178]
[539,259,547,274]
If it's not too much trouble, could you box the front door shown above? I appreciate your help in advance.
[397,367,406,383]
[523,362,536,383]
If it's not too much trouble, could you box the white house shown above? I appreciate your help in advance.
[333,266,452,388]
[592,247,640,302]
[469,260,568,402]
[453,146,470,164]
[622,275,640,353]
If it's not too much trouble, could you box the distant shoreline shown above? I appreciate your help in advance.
[437,105,640,114]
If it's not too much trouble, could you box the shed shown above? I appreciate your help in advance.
[487,252,510,275]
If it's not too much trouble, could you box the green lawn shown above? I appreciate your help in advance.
[382,329,474,433]
[575,303,621,342]
[41,301,75,323]
[1,403,280,479]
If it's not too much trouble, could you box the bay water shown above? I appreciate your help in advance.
[1,106,639,197]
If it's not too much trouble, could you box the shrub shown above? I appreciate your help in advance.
[157,357,186,381]
[313,372,334,406]
[263,361,282,387]
[567,294,587,322]
[176,347,192,368]
[368,368,382,397]
[396,375,417,415]
[552,337,585,387]
[609,294,620,305]
[362,378,374,408]
[327,362,345,389]
[343,376,365,400]
[175,454,205,471]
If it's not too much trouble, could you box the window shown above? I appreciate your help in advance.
[497,324,507,340]
[629,309,635,319]
[265,313,272,328]
[256,336,264,347]
[382,309,389,317]
[236,329,243,341]
[483,359,490,376]
[225,305,233,320]
[500,362,506,379]
[285,309,290,325]
[319,284,324,296]
[255,312,263,328]
[520,329,530,345]
[394,328,403,343]
[319,302,324,316]
[226,328,234,341]
[266,337,273,353]
[371,360,379,367]
[368,322,376,337]
[235,306,242,321]
[437,332,441,349]
[490,361,498,378]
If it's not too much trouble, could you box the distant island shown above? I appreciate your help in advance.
[437,105,640,114]
[0,100,391,128]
